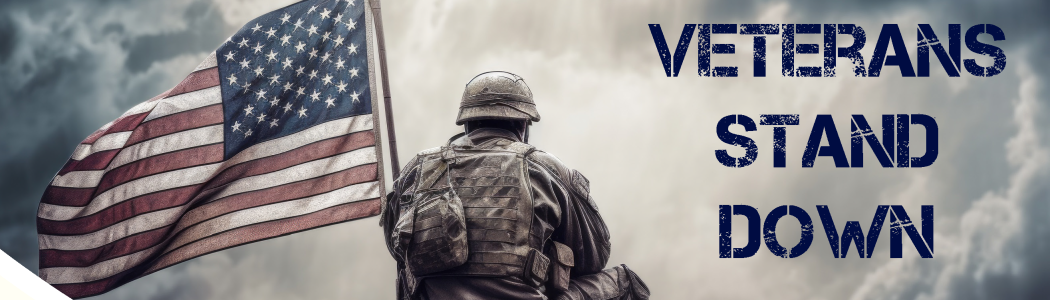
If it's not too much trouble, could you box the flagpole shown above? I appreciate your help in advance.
[369,0,401,179]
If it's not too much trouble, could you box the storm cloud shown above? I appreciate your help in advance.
[1,0,1048,299]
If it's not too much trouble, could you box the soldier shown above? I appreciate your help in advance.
[381,71,649,300]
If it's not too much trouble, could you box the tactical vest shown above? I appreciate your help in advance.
[400,139,550,284]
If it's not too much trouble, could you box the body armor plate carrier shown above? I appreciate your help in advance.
[393,140,548,283]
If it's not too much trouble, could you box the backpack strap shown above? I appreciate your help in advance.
[416,149,452,191]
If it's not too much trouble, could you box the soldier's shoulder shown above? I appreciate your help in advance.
[527,149,596,209]
[399,146,442,175]
[416,146,443,156]
[526,149,571,178]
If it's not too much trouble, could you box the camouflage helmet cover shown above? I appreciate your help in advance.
[456,71,541,125]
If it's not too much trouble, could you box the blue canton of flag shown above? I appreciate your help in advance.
[218,0,371,159]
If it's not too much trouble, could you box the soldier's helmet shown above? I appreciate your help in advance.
[455,71,541,125]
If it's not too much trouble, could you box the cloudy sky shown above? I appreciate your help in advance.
[1,0,1049,299]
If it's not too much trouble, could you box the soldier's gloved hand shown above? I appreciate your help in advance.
[552,264,650,300]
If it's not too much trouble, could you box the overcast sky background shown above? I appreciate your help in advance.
[1,0,1048,299]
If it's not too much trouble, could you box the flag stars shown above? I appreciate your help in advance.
[293,18,305,31]
[350,90,361,103]
[345,18,357,31]
[220,8,374,143]
[336,81,348,93]
[334,57,346,70]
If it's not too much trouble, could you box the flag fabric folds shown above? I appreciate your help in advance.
[36,0,386,298]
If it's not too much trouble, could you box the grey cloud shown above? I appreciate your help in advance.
[378,1,1050,299]
[771,1,1050,300]
[2,0,1049,299]
[146,273,212,300]
[122,1,232,73]
[0,16,17,64]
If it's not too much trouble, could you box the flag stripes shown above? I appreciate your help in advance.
[70,132,132,161]
[80,113,148,145]
[57,149,121,176]
[142,85,222,123]
[38,65,382,297]
[44,199,379,297]
[39,1,387,297]
[39,144,378,251]
[156,68,220,102]
[147,193,381,274]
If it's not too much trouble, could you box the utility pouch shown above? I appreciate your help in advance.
[391,150,470,276]
[525,248,551,287]
[547,241,575,293]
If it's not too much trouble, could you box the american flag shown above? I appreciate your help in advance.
[36,0,386,298]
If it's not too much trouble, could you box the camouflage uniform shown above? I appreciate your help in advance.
[380,72,648,300]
